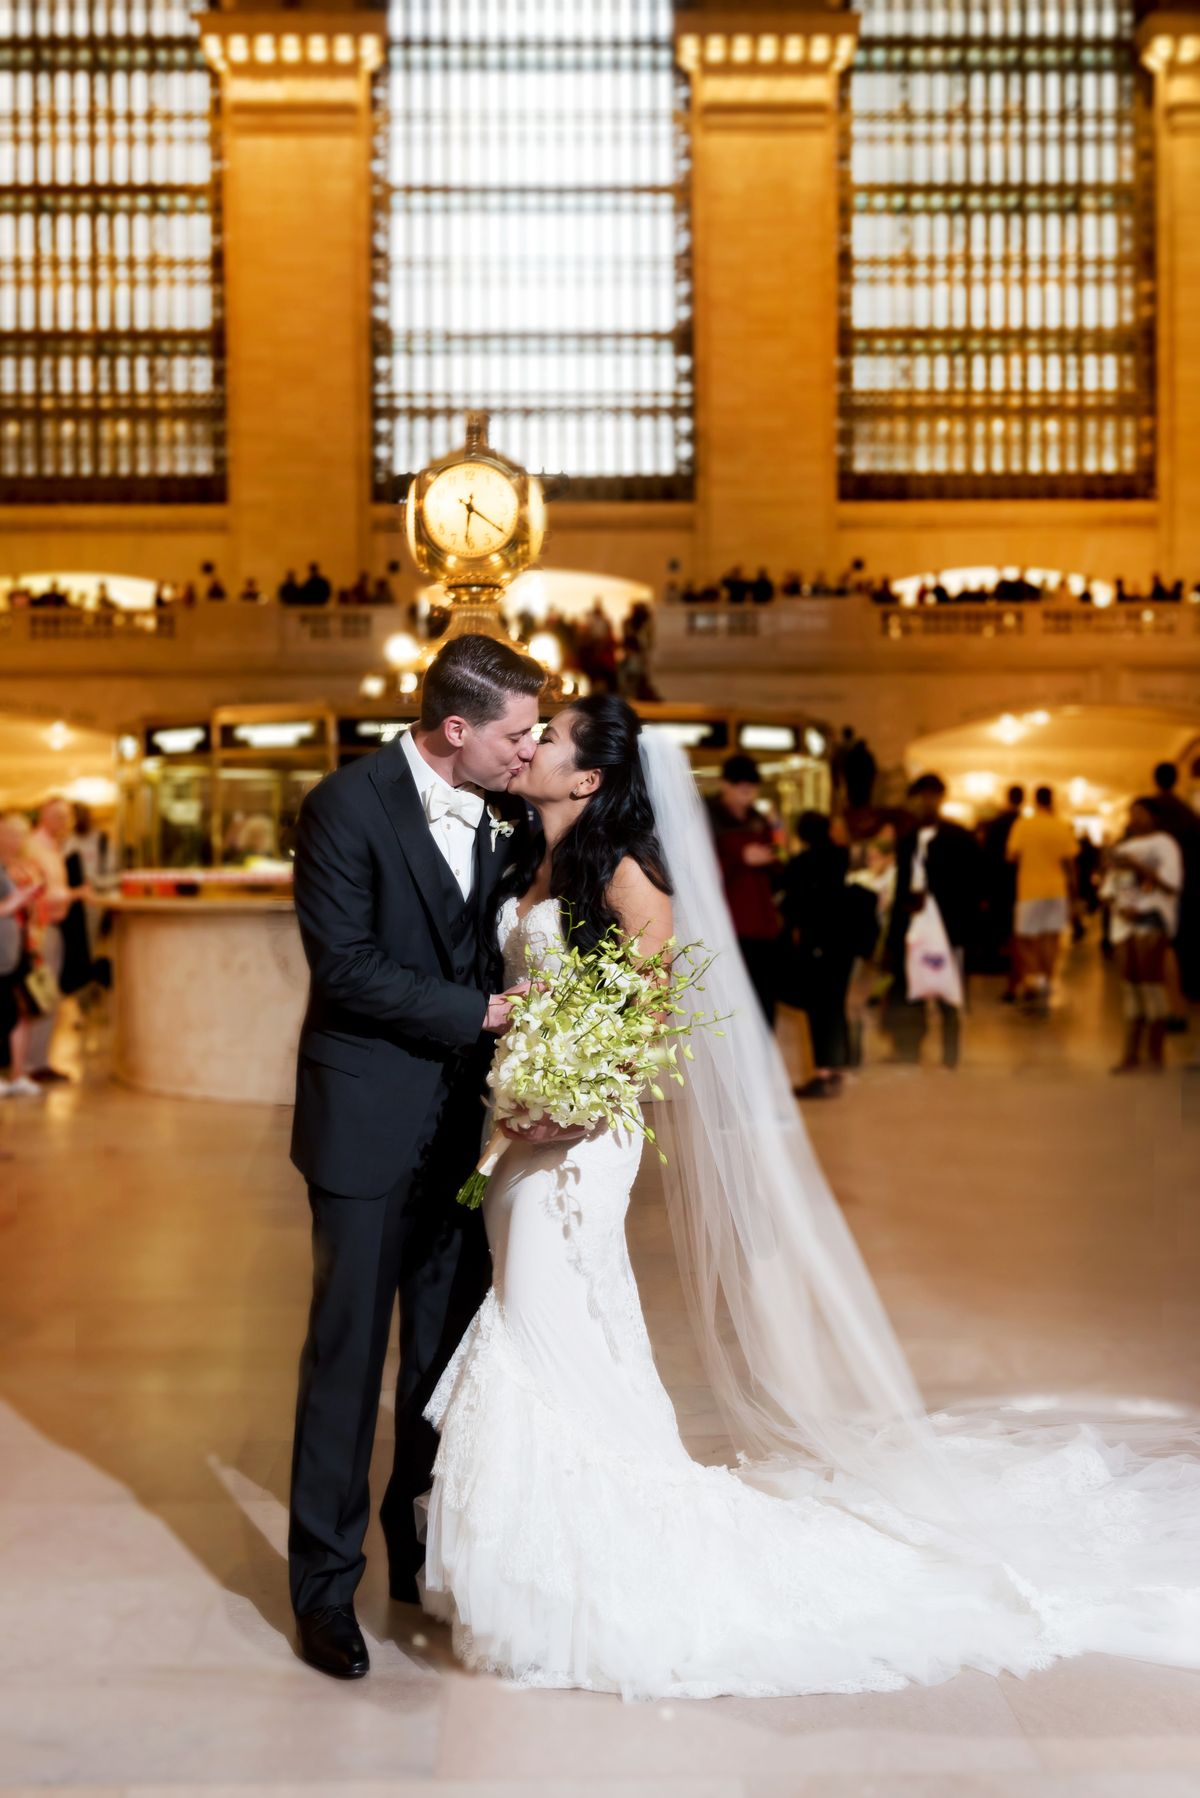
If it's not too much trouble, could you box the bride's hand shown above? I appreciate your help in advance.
[484,981,530,1034]
[501,1115,589,1145]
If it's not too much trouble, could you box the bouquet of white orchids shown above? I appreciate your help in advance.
[454,918,724,1210]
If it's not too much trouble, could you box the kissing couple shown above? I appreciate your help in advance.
[286,632,1200,1700]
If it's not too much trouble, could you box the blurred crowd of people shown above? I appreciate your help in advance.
[0,799,113,1098]
[507,597,659,701]
[661,560,1200,611]
[707,749,1200,1091]
[0,563,400,615]
[664,559,873,607]
[872,571,1200,609]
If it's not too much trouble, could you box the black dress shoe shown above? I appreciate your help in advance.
[388,1572,421,1604]
[296,1604,369,1679]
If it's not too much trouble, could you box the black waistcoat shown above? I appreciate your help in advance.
[430,830,483,987]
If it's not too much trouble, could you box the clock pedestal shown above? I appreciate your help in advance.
[439,583,510,647]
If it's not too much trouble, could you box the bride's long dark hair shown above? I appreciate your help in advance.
[501,694,673,952]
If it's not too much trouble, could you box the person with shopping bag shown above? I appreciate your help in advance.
[884,773,980,1068]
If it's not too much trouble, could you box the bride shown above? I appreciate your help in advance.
[420,693,1200,1699]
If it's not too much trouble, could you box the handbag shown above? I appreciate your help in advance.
[18,952,60,1016]
[904,894,964,1007]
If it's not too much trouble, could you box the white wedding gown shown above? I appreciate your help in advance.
[419,896,1200,1699]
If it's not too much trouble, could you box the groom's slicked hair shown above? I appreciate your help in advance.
[420,633,545,730]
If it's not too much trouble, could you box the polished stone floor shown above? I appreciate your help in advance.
[1,939,1199,1797]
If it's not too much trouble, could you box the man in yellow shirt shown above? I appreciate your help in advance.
[1007,786,1079,1010]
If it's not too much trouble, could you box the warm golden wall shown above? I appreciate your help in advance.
[2,8,1199,605]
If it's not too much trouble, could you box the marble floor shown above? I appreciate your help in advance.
[1,940,1199,1798]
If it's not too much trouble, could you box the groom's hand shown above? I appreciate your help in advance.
[484,981,529,1034]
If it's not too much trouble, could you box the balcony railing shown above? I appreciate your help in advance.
[23,610,177,641]
[654,597,1200,681]
[0,602,401,674]
[879,609,1027,638]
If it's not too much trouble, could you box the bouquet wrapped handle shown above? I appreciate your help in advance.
[455,1125,509,1211]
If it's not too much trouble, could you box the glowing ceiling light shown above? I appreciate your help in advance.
[45,721,71,752]
[993,714,1024,746]
[528,631,563,673]
[384,631,420,669]
[962,771,998,801]
[232,722,316,749]
[741,725,796,752]
[64,776,118,806]
[359,674,386,699]
[646,723,713,749]
[150,727,205,755]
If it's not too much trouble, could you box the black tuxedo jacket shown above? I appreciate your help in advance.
[289,734,525,1198]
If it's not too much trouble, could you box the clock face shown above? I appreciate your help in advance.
[422,461,520,557]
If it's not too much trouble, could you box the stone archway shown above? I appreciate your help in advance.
[903,704,1200,831]
[0,708,116,810]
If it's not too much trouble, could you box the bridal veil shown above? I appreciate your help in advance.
[638,728,1200,1668]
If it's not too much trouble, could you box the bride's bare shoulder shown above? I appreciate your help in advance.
[607,856,673,949]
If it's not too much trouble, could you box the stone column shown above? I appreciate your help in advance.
[199,10,384,591]
[675,8,859,579]
[1139,13,1200,577]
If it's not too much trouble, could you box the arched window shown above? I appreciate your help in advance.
[0,0,226,502]
[839,2,1155,499]
[372,1,694,500]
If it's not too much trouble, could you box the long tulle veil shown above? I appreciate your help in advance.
[638,728,1200,1663]
[638,731,934,1473]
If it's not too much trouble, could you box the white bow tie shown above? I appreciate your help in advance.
[424,784,484,830]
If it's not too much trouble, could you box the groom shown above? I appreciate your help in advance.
[287,633,544,1678]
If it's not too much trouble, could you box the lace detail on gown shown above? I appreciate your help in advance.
[421,898,1200,1700]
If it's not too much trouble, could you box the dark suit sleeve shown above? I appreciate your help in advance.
[293,784,488,1049]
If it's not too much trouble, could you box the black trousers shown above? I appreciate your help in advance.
[738,935,779,1029]
[287,1134,490,1617]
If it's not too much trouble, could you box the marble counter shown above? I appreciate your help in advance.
[110,897,308,1104]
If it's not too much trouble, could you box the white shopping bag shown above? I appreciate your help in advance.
[905,895,964,1007]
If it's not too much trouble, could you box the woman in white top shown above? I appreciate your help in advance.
[1104,797,1183,1073]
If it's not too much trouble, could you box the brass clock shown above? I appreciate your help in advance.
[404,412,546,596]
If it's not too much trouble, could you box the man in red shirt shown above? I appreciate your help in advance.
[706,754,782,1024]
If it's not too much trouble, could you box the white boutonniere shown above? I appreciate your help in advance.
[488,805,515,852]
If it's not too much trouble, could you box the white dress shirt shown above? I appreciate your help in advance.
[400,726,482,902]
